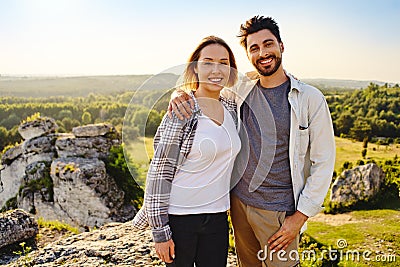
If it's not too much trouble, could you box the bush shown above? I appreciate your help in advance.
[37,217,80,234]
[0,196,17,212]
[361,148,367,158]
[104,144,144,209]
[325,156,400,213]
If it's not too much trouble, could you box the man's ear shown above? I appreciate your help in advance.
[246,47,251,59]
[280,42,284,53]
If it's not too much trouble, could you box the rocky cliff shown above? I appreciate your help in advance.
[0,117,137,229]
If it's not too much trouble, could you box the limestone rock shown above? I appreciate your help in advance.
[330,163,385,207]
[1,117,135,233]
[50,157,133,228]
[22,135,57,155]
[72,123,117,137]
[8,222,238,266]
[17,162,53,214]
[55,136,119,159]
[0,209,38,249]
[0,158,27,207]
[18,117,58,140]
[1,144,23,165]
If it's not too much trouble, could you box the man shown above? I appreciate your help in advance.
[169,16,335,267]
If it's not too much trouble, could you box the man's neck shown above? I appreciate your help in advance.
[258,67,288,88]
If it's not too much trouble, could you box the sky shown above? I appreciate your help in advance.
[0,0,399,83]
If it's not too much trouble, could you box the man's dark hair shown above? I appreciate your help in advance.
[238,16,282,49]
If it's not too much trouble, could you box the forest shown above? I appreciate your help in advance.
[327,83,400,143]
[0,82,399,154]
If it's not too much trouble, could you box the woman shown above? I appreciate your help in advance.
[133,36,240,267]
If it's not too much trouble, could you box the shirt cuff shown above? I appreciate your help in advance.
[297,194,324,218]
[152,225,172,243]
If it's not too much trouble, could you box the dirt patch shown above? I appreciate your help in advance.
[309,213,361,226]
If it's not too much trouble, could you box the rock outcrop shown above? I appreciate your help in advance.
[330,163,385,208]
[0,117,137,229]
[7,222,238,267]
[0,209,38,249]
[18,117,58,140]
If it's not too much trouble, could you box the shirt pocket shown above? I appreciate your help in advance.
[298,128,310,157]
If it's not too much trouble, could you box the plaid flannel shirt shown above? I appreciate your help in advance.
[132,92,237,243]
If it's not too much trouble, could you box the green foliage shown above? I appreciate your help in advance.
[299,233,340,267]
[18,162,54,204]
[0,196,17,212]
[0,89,167,144]
[13,242,33,267]
[329,84,400,140]
[131,108,163,137]
[306,210,400,267]
[37,217,80,234]
[21,112,41,124]
[361,148,367,158]
[362,137,369,148]
[59,117,80,132]
[0,126,8,151]
[325,157,400,214]
[104,144,144,209]
[340,161,353,173]
[57,109,73,120]
[81,111,92,124]
[1,113,21,130]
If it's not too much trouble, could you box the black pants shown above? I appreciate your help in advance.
[166,212,228,267]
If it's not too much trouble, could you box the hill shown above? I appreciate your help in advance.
[1,75,396,97]
[0,74,179,97]
[302,78,397,91]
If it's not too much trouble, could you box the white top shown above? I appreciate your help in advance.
[168,106,241,215]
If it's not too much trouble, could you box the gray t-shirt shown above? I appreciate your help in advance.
[232,79,295,213]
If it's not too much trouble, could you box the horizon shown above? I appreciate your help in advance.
[0,73,397,85]
[1,0,399,83]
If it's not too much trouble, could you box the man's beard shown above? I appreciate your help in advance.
[254,55,282,77]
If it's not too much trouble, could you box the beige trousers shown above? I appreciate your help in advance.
[230,195,300,267]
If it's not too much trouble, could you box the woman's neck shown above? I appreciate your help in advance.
[195,86,220,100]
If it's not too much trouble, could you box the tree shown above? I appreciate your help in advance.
[335,112,354,135]
[361,148,367,159]
[1,113,20,130]
[363,137,369,149]
[104,145,144,209]
[0,126,8,151]
[57,109,73,120]
[61,118,80,132]
[81,111,92,125]
[145,110,162,137]
[132,109,149,136]
[349,118,372,141]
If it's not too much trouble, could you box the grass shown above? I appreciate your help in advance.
[334,137,400,172]
[124,136,154,187]
[305,210,400,266]
[125,136,400,177]
[125,136,154,163]
[37,217,80,234]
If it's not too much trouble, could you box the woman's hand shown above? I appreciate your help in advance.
[155,239,175,263]
[168,89,194,120]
